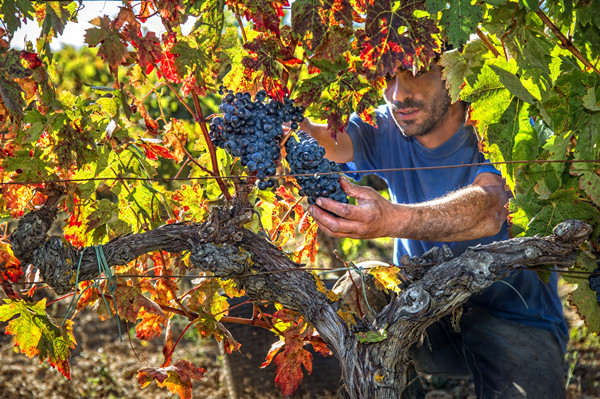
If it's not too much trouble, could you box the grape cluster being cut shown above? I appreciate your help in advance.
[285,131,348,205]
[209,88,305,190]
[588,263,600,302]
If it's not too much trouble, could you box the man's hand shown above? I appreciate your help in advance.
[308,178,398,239]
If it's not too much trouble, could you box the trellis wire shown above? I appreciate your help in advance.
[0,159,598,187]
[15,264,600,288]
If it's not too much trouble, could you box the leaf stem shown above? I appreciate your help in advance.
[162,319,195,367]
[142,82,167,101]
[173,158,189,179]
[158,69,197,118]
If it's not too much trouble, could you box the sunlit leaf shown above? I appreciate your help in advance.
[138,359,206,399]
[0,299,76,379]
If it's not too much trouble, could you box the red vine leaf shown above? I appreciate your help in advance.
[97,280,166,323]
[138,359,206,399]
[294,221,319,263]
[137,0,156,23]
[262,315,314,397]
[357,0,439,79]
[125,28,163,75]
[139,142,175,160]
[136,308,167,341]
[156,34,181,83]
[228,0,287,34]
[0,242,22,283]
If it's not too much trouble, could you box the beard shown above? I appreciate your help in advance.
[386,92,452,137]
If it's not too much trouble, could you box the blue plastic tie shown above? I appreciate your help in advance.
[60,245,123,342]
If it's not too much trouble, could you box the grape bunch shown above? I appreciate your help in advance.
[209,88,305,190]
[285,131,348,205]
[589,263,600,302]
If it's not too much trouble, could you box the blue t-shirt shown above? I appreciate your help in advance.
[345,105,568,350]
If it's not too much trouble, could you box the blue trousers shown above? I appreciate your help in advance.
[404,305,566,398]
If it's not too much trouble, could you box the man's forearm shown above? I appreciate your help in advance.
[309,174,510,242]
[391,184,508,242]
[299,119,354,164]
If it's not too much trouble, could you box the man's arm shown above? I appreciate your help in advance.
[309,172,510,242]
[299,119,354,164]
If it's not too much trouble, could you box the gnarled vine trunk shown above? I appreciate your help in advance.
[8,189,592,398]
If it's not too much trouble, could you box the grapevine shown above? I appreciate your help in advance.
[0,0,599,398]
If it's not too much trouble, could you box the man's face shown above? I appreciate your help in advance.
[383,64,452,138]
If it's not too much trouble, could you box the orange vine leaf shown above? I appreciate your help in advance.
[138,359,206,399]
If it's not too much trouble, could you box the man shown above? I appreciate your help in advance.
[301,61,568,398]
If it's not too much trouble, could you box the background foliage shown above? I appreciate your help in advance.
[0,0,599,397]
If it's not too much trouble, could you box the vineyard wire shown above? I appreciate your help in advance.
[0,159,598,187]
[9,265,600,287]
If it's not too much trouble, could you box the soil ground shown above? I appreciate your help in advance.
[0,284,599,399]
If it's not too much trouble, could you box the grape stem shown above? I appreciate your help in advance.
[279,128,294,147]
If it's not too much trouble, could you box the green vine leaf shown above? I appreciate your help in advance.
[0,299,76,379]
[518,0,539,10]
[488,64,537,105]
[565,251,600,333]
[582,87,600,111]
[426,0,483,48]
[440,39,488,102]
[0,0,35,33]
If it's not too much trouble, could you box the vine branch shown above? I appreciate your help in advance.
[8,185,593,398]
[535,9,600,76]
[192,91,233,202]
[476,28,501,57]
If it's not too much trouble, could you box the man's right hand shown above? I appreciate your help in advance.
[308,178,401,239]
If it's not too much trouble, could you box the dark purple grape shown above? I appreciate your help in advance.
[285,131,347,205]
[210,88,307,190]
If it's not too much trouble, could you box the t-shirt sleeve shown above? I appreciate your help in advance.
[474,156,502,179]
[345,110,382,171]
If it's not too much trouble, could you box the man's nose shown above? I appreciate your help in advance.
[387,74,413,103]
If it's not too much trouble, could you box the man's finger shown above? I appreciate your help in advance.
[309,205,365,237]
[315,197,369,222]
[339,177,377,200]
